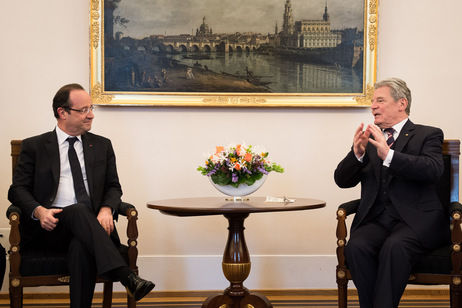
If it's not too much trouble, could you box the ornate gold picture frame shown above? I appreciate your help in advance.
[90,0,377,107]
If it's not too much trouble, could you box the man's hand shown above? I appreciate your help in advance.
[353,123,371,159]
[366,124,390,160]
[33,206,62,231]
[97,206,114,235]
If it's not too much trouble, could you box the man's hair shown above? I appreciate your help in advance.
[52,83,85,118]
[374,78,412,115]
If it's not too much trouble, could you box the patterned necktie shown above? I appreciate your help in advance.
[384,128,395,148]
[67,137,92,208]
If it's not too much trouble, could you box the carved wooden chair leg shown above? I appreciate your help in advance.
[450,283,462,308]
[9,285,22,308]
[102,281,113,308]
[337,281,348,308]
[128,294,137,308]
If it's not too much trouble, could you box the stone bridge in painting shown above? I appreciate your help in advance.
[118,37,261,54]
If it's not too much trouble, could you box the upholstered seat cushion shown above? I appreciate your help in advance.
[19,244,130,276]
[19,248,68,276]
[411,244,452,275]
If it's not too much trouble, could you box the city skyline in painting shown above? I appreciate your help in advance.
[112,0,364,39]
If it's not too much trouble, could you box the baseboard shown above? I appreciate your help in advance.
[0,288,449,300]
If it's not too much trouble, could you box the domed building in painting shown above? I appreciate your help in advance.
[196,16,213,37]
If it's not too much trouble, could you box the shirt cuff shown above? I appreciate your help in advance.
[32,206,40,220]
[383,149,394,167]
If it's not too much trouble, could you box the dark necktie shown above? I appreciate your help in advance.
[67,137,92,208]
[384,128,395,148]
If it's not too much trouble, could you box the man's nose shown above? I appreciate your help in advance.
[87,110,95,118]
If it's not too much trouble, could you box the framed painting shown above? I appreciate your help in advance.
[90,0,378,107]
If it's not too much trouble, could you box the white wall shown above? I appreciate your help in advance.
[0,0,461,293]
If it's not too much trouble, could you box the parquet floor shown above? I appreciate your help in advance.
[0,290,449,307]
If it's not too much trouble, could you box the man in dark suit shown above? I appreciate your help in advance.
[8,83,155,308]
[334,78,450,307]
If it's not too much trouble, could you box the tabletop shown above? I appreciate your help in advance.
[147,197,326,217]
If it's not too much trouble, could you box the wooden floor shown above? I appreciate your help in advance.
[0,289,450,307]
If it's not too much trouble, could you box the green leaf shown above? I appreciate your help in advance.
[211,173,231,185]
[271,164,285,173]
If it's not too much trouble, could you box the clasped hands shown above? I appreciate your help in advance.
[34,205,114,235]
[354,123,390,161]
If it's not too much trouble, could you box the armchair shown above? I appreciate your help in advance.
[336,139,462,307]
[8,140,139,308]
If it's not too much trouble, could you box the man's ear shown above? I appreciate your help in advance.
[57,107,68,120]
[399,98,408,111]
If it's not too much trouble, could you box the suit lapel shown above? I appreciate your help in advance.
[394,119,415,152]
[45,131,60,187]
[82,134,95,197]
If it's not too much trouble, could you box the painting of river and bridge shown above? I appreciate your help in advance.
[92,0,378,107]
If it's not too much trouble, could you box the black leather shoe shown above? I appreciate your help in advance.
[124,272,155,301]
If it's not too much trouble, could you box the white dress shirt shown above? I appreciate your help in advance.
[382,118,408,167]
[52,126,90,208]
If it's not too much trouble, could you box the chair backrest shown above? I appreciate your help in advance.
[439,140,460,214]
[11,140,21,176]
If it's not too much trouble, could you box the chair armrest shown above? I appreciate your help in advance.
[338,199,360,216]
[7,205,21,277]
[336,199,360,276]
[118,201,136,217]
[6,205,21,219]
[118,201,138,271]
[449,201,462,276]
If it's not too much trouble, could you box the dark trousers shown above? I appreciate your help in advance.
[23,203,127,308]
[345,211,429,308]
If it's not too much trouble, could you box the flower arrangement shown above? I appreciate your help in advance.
[197,143,284,188]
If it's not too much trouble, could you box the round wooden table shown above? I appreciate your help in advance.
[147,197,326,308]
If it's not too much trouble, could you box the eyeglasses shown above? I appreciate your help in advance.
[64,105,95,115]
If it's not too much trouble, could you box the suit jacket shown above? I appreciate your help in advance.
[8,130,123,242]
[334,120,450,249]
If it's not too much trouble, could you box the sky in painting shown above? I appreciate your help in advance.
[112,0,364,39]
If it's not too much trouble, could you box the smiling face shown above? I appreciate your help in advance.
[371,86,408,129]
[57,89,94,136]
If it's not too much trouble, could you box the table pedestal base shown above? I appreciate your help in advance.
[202,291,272,308]
[201,213,273,308]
